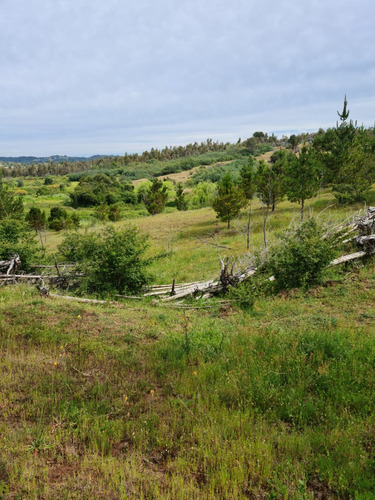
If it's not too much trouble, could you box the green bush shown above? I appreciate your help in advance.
[59,225,151,295]
[229,280,258,311]
[0,219,41,270]
[265,218,337,292]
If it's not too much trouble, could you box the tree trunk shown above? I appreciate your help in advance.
[246,202,252,251]
[301,198,305,221]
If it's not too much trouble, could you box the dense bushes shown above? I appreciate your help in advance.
[0,179,40,269]
[0,219,40,270]
[70,174,136,208]
[264,218,337,292]
[59,225,150,295]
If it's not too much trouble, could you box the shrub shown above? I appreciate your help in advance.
[229,280,258,311]
[44,177,54,185]
[59,225,150,295]
[0,219,41,270]
[264,218,337,292]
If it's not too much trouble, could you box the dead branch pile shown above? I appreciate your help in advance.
[0,258,82,288]
[1,208,374,303]
[146,207,375,302]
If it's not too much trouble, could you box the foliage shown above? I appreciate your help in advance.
[0,219,40,270]
[239,156,256,200]
[312,97,375,203]
[26,207,46,232]
[229,279,258,311]
[175,182,187,211]
[264,218,337,292]
[44,176,54,185]
[283,146,322,218]
[0,179,24,220]
[59,225,150,295]
[254,159,284,211]
[211,173,247,229]
[143,178,168,215]
[70,174,136,208]
[188,182,216,209]
[48,207,80,231]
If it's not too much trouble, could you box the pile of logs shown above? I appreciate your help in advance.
[0,254,21,276]
[144,207,375,302]
[0,257,82,288]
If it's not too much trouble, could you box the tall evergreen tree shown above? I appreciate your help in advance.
[144,179,168,215]
[211,173,247,229]
[283,146,322,220]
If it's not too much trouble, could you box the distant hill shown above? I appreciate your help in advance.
[0,154,111,164]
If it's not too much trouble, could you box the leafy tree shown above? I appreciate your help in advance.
[70,174,136,208]
[59,225,150,295]
[175,183,187,211]
[0,218,40,270]
[0,179,24,220]
[26,207,46,232]
[108,204,122,221]
[254,159,285,211]
[143,178,168,215]
[48,207,80,231]
[288,134,299,152]
[283,146,322,220]
[211,173,247,229]
[0,178,40,268]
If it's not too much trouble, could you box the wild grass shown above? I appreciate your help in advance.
[0,256,374,498]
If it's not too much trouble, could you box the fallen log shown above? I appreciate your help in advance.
[0,254,21,275]
[330,251,367,266]
[48,293,109,304]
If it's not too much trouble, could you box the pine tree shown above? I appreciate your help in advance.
[144,179,168,215]
[283,146,322,220]
[211,173,247,229]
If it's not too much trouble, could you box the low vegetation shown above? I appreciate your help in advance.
[1,99,375,498]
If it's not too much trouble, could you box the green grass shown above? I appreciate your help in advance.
[3,172,375,497]
[0,257,375,498]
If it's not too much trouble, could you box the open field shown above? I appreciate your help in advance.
[0,256,374,498]
[2,146,375,498]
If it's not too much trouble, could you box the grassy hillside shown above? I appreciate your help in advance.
[2,139,375,497]
[0,257,374,498]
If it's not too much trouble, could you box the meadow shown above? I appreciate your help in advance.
[1,147,375,498]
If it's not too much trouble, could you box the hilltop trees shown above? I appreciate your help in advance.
[312,96,375,203]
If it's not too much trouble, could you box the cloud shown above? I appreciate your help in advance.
[0,0,374,155]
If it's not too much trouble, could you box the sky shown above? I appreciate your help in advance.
[1,0,375,157]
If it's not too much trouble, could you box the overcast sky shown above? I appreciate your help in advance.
[1,0,374,156]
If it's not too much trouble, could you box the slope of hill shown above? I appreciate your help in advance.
[0,258,374,498]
